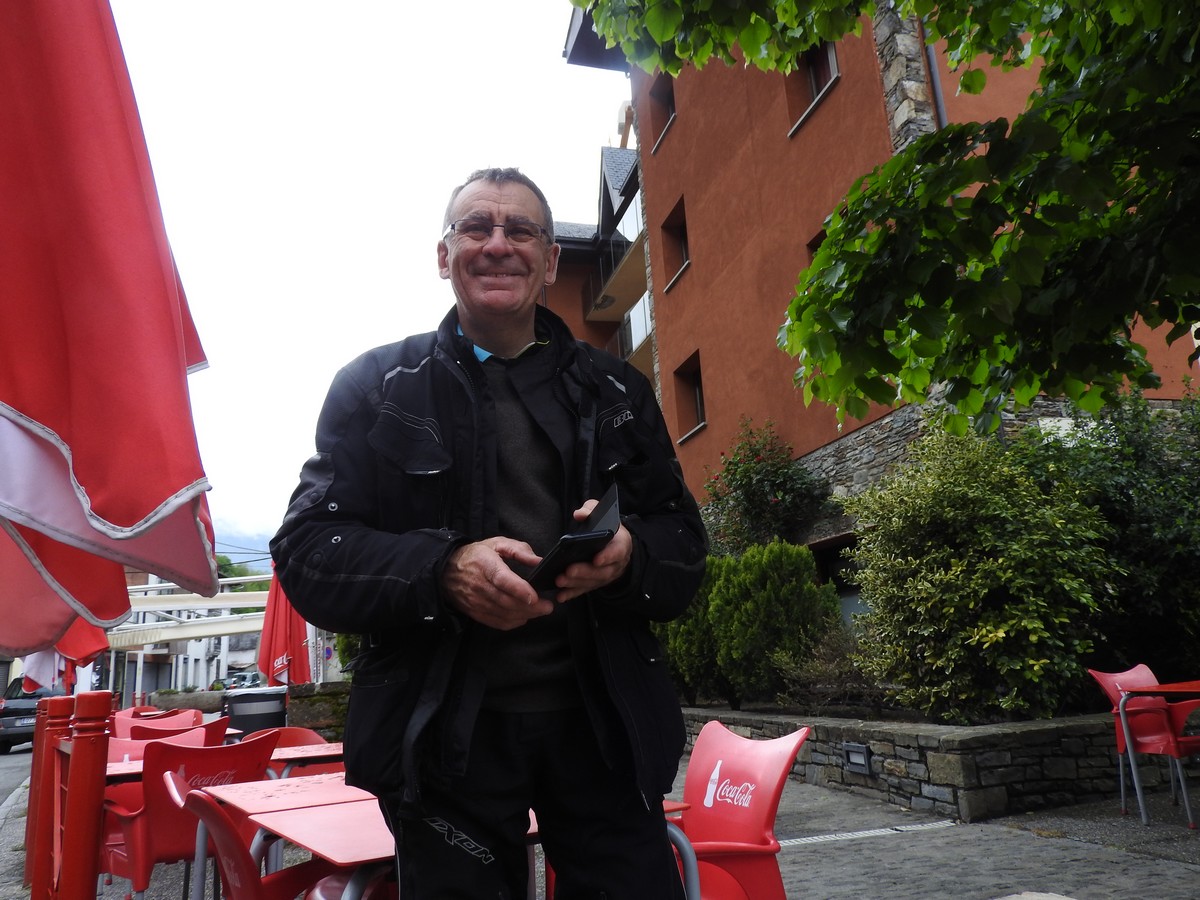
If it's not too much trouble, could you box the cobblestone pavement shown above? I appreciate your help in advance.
[5,761,1199,899]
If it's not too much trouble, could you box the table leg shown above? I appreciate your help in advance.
[1119,693,1151,825]
[189,823,207,900]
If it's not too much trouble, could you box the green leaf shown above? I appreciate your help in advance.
[644,1,685,45]
[959,68,988,95]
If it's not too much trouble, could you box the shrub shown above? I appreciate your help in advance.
[656,555,736,706]
[772,622,889,716]
[845,424,1118,724]
[702,418,830,555]
[1012,389,1200,683]
[707,541,840,708]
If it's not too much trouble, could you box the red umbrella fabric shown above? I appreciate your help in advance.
[0,0,219,657]
[258,567,313,687]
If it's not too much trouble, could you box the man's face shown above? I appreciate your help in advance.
[438,180,560,327]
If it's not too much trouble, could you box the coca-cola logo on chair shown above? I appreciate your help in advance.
[702,759,756,809]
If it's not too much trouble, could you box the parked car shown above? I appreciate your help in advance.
[0,678,67,753]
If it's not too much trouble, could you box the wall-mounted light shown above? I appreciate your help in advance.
[593,294,617,311]
[844,741,872,775]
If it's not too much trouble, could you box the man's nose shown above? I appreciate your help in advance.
[481,225,515,254]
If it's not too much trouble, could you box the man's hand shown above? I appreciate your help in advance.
[441,537,554,630]
[547,498,633,603]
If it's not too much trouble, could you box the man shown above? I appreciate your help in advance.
[271,168,707,898]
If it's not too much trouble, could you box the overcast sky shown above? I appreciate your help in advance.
[108,1,633,566]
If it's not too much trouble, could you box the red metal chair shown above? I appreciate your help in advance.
[127,715,229,745]
[1088,665,1200,826]
[110,707,201,737]
[163,771,396,900]
[671,721,811,900]
[99,728,280,899]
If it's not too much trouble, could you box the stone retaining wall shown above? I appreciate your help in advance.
[681,708,1184,823]
[284,687,1182,824]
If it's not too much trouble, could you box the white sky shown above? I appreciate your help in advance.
[109,1,633,564]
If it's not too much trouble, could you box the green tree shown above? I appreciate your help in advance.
[702,418,830,556]
[707,540,840,708]
[1012,390,1200,683]
[578,0,1200,431]
[845,423,1117,723]
[216,554,271,592]
[655,554,735,705]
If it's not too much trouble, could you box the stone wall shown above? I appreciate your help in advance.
[681,708,1183,823]
[285,680,349,740]
[286,688,1186,824]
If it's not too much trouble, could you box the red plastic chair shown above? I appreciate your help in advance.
[99,728,281,899]
[260,726,345,778]
[163,771,396,900]
[1088,665,1200,827]
[110,707,202,737]
[672,722,811,900]
[127,715,229,745]
[106,729,206,764]
[111,706,161,720]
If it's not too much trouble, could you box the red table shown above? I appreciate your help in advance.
[188,771,367,900]
[268,741,345,778]
[1117,679,1200,826]
[249,800,393,900]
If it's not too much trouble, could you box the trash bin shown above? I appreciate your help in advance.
[221,685,288,734]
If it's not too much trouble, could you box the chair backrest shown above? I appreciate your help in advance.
[680,722,810,847]
[106,729,206,763]
[1087,665,1161,710]
[128,716,229,745]
[164,770,273,900]
[110,707,202,737]
[111,705,161,720]
[131,730,281,868]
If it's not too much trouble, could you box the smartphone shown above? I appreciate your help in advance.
[527,484,620,593]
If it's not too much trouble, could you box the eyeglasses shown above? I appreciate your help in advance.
[444,219,550,244]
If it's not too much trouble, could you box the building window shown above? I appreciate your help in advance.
[806,229,826,266]
[786,42,840,135]
[649,73,677,153]
[674,351,706,441]
[661,198,690,292]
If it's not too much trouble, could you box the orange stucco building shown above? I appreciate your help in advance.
[554,8,1197,519]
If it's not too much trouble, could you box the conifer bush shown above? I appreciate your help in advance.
[707,541,840,708]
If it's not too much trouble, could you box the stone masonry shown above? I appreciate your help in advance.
[681,708,1186,823]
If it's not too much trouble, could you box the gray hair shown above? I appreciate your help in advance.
[443,167,555,241]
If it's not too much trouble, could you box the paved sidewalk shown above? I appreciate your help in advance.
[4,761,1199,899]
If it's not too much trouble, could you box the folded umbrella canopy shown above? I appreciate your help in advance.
[0,0,220,658]
[258,567,313,687]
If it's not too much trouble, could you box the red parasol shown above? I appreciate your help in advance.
[258,567,313,687]
[0,0,219,658]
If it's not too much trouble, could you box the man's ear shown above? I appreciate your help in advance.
[437,240,451,280]
[543,242,561,286]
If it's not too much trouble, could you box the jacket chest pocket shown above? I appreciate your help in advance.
[369,412,455,531]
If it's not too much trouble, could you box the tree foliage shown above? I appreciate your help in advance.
[577,0,1200,431]
[844,423,1117,723]
[655,554,736,705]
[701,418,830,555]
[1011,390,1200,683]
[707,540,840,707]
